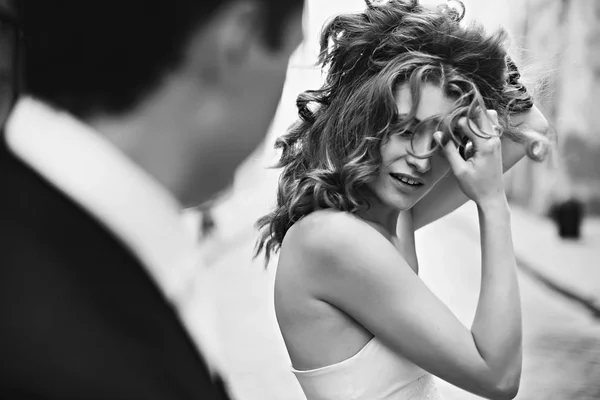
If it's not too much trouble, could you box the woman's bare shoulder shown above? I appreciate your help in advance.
[285,209,366,243]
[282,210,394,268]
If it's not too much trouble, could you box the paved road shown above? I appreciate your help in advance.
[417,206,600,400]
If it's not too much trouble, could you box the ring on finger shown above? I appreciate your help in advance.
[464,140,475,159]
[491,123,502,136]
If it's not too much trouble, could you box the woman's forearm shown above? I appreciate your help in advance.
[411,138,526,230]
[412,105,548,231]
[470,198,522,392]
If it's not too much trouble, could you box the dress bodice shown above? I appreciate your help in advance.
[291,336,442,400]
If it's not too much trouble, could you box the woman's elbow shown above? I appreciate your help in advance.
[478,365,521,400]
[529,106,549,136]
[497,382,520,400]
[489,375,521,400]
[523,105,549,137]
[511,105,549,137]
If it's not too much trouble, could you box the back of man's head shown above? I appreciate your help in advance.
[16,0,304,118]
[15,0,305,205]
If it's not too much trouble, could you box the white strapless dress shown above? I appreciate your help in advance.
[291,336,443,400]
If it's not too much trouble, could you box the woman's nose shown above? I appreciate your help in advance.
[406,135,434,173]
[407,154,431,174]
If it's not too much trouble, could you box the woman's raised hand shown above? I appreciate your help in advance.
[433,109,506,208]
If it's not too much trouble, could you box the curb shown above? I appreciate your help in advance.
[516,256,600,318]
[456,202,600,319]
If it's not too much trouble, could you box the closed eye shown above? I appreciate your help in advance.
[394,129,415,138]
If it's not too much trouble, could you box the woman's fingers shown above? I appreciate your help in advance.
[477,109,501,139]
[456,109,501,152]
[434,109,506,204]
[434,131,465,173]
[457,117,485,147]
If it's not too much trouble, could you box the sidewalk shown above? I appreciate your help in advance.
[455,201,600,316]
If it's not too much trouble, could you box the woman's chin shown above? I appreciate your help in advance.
[368,184,427,212]
[383,195,418,212]
[385,190,431,211]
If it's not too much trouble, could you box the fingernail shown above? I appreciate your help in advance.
[439,132,450,147]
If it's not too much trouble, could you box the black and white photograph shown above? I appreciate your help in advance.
[1,1,599,399]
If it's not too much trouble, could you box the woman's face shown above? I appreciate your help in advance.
[367,82,455,211]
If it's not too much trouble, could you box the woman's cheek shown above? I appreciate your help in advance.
[431,154,451,184]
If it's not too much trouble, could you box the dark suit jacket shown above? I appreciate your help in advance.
[0,132,232,399]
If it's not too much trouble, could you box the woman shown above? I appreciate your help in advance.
[256,1,550,399]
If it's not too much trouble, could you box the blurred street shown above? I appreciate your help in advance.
[199,67,600,400]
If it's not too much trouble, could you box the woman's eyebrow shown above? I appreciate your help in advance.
[399,114,444,125]
[398,114,422,124]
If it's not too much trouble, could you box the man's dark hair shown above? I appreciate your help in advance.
[16,0,304,118]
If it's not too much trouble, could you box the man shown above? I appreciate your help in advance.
[0,1,303,398]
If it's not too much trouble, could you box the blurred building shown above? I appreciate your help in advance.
[466,0,600,215]
[531,0,600,215]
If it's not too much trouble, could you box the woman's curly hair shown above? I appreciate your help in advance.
[255,0,549,264]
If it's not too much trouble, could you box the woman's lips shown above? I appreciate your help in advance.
[389,172,424,192]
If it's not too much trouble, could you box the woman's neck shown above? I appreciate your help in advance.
[357,194,404,237]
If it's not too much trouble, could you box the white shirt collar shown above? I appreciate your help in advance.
[5,97,224,374]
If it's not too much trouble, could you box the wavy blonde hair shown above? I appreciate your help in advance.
[255,0,549,264]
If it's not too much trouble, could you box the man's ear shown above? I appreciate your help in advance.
[217,1,261,65]
[182,0,262,85]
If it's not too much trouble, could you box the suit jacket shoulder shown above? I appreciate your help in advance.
[0,133,231,399]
